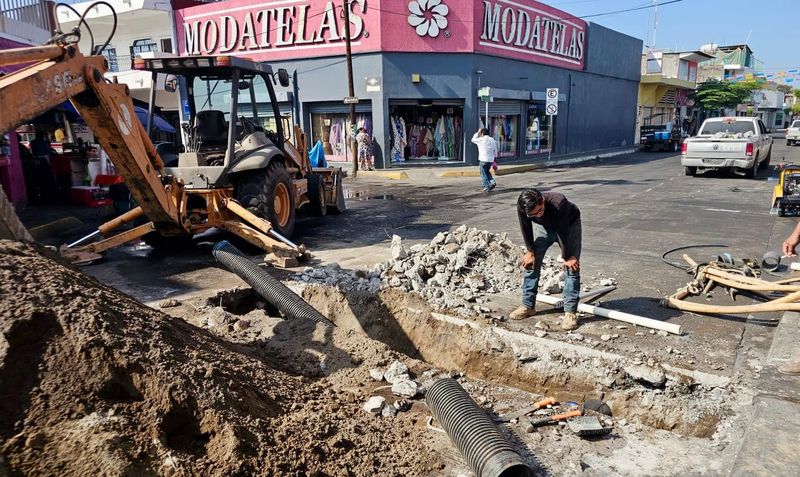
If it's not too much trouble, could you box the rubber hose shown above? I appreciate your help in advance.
[212,241,334,327]
[426,378,535,477]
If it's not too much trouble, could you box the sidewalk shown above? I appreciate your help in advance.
[730,310,800,476]
[354,145,638,180]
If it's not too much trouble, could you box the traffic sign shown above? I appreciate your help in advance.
[546,103,558,116]
[343,96,359,104]
[546,87,559,115]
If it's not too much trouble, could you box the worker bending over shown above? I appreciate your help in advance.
[510,188,582,330]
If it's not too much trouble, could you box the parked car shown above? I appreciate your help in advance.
[787,120,800,146]
[640,123,683,152]
[681,117,773,178]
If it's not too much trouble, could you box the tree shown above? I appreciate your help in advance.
[691,79,763,112]
[793,103,800,116]
[777,84,793,94]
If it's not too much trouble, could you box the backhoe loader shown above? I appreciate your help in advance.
[0,33,344,265]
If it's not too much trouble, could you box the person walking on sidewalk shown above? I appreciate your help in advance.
[780,222,800,374]
[471,128,497,193]
[510,188,582,330]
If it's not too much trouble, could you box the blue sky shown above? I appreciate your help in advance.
[552,0,799,72]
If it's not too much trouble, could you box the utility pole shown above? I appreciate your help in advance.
[342,0,358,178]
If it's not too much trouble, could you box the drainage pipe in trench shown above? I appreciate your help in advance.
[426,378,535,477]
[212,241,334,327]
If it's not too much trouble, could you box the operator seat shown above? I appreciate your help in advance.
[194,110,228,147]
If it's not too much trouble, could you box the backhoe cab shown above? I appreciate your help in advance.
[0,40,343,266]
[135,55,340,240]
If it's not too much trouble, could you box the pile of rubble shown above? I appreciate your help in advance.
[295,225,567,316]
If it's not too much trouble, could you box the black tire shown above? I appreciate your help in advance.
[327,174,346,214]
[684,166,697,176]
[142,231,194,251]
[235,161,296,238]
[761,147,772,169]
[306,173,327,217]
[745,157,758,179]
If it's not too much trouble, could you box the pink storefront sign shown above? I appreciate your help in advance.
[175,0,586,71]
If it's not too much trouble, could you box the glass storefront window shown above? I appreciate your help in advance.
[525,104,552,154]
[310,112,372,162]
[488,114,518,157]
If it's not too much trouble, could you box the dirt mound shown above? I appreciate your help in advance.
[0,241,435,476]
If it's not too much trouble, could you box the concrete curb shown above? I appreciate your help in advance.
[356,170,410,180]
[437,147,638,178]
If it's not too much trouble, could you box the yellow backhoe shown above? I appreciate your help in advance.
[0,28,344,265]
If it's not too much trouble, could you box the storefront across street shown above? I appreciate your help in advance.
[175,0,642,168]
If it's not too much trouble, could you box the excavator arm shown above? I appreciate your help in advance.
[0,43,182,233]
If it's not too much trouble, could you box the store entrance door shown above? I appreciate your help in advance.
[388,100,464,164]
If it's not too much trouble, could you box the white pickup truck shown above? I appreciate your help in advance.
[788,120,800,146]
[681,117,773,178]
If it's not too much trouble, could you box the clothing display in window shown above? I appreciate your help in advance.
[389,115,407,163]
[488,114,518,157]
[526,104,552,154]
[311,112,372,162]
[390,112,462,161]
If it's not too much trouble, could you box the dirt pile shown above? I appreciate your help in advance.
[0,240,436,476]
[295,225,602,317]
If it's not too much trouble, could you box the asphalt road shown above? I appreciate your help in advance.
[79,133,800,374]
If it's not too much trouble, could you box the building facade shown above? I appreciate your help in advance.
[636,49,712,142]
[1,0,53,205]
[174,0,642,167]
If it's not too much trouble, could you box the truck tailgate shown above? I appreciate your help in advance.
[686,140,748,160]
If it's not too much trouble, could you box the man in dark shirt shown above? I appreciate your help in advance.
[510,188,582,330]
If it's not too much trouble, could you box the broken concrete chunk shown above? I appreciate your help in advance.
[159,298,180,308]
[624,364,667,387]
[391,235,408,260]
[431,232,447,246]
[207,307,232,328]
[369,368,384,381]
[534,330,548,338]
[384,360,409,384]
[443,243,460,254]
[391,379,419,398]
[233,319,250,332]
[381,404,398,417]
[363,396,385,414]
[601,334,612,341]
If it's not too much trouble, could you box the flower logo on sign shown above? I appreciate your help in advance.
[407,0,449,38]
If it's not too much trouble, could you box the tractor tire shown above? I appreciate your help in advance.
[684,166,697,176]
[327,175,346,214]
[306,173,327,217]
[236,161,296,238]
[142,231,194,251]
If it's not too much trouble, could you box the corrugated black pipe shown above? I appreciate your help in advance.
[212,241,334,327]
[427,378,534,477]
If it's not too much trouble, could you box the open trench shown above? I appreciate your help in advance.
[218,283,732,440]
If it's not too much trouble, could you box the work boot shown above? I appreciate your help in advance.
[778,359,800,375]
[561,312,578,331]
[509,305,536,320]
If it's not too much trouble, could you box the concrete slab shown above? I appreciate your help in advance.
[730,395,800,476]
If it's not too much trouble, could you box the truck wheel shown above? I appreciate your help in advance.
[746,157,758,179]
[143,231,194,251]
[306,173,327,217]
[684,166,696,176]
[761,148,771,169]
[236,161,296,238]
[327,175,346,214]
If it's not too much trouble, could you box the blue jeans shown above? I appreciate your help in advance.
[521,221,582,313]
[479,162,495,190]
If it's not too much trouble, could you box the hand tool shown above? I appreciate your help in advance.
[494,397,556,423]
[567,416,612,437]
[529,409,582,427]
